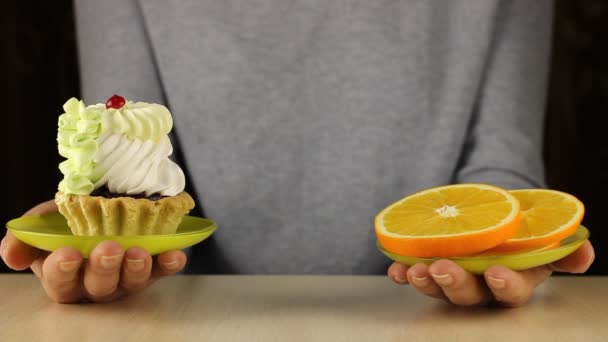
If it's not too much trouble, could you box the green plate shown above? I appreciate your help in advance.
[6,213,217,257]
[378,225,589,274]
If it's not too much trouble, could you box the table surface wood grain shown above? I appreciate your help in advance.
[1,275,606,341]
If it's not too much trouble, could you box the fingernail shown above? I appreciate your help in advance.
[0,241,5,261]
[487,276,506,289]
[59,260,80,272]
[162,259,180,271]
[100,255,122,269]
[547,264,566,273]
[431,273,453,286]
[584,256,595,271]
[576,255,596,273]
[393,275,408,284]
[126,259,145,272]
[411,276,430,287]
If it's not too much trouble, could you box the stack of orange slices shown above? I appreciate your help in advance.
[374,184,585,258]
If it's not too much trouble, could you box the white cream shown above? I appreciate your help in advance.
[88,101,173,142]
[92,132,185,196]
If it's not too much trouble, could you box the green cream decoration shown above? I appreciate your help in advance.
[57,98,102,195]
[93,102,173,142]
[57,97,174,195]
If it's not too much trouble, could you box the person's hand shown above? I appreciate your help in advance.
[1,200,188,303]
[387,241,595,307]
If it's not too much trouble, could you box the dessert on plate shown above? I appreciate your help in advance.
[55,95,194,236]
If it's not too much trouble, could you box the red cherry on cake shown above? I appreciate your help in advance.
[105,94,126,109]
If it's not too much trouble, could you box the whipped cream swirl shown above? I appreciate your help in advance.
[57,97,186,196]
[93,133,185,196]
[88,101,173,142]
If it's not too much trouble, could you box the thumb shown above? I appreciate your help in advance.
[1,199,58,270]
[1,231,41,270]
[548,240,594,274]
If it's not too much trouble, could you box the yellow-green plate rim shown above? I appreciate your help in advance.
[377,225,589,274]
[6,213,217,257]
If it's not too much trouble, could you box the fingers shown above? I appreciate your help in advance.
[387,262,409,284]
[484,265,552,307]
[1,232,41,270]
[387,242,596,308]
[83,241,125,301]
[1,199,59,271]
[389,262,447,301]
[40,247,84,303]
[549,240,595,274]
[406,263,446,300]
[152,250,187,279]
[483,242,594,308]
[119,247,153,293]
[30,251,50,278]
[428,260,492,306]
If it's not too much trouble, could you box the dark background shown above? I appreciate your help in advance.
[2,1,606,274]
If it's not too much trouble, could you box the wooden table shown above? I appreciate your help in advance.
[1,275,606,341]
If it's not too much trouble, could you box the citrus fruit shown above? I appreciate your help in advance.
[374,184,521,257]
[475,241,560,256]
[487,189,584,253]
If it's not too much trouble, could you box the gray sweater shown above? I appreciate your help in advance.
[75,0,551,274]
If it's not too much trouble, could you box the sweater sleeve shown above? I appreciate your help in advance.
[454,0,553,190]
[74,0,164,105]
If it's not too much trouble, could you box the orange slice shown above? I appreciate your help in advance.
[475,241,560,256]
[488,189,584,253]
[374,184,521,257]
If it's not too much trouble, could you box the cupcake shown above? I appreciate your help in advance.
[55,95,195,236]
